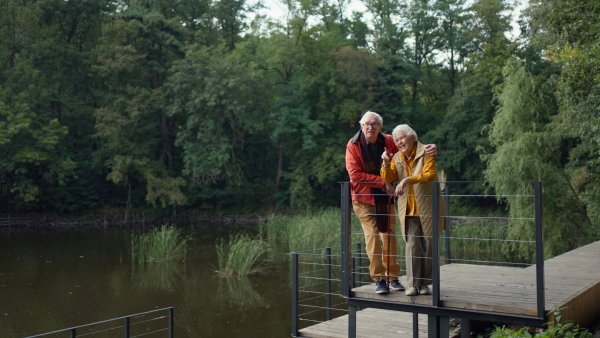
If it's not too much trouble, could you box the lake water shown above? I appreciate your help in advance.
[0,226,292,337]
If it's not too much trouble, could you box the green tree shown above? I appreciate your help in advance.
[93,6,187,209]
[484,60,588,259]
[362,0,405,53]
[428,0,516,208]
[0,88,75,209]
[165,44,267,200]
[434,0,471,95]
[538,0,600,230]
[465,0,515,86]
[0,0,112,212]
[429,76,494,201]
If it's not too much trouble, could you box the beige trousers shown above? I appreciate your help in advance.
[405,216,432,287]
[353,200,401,282]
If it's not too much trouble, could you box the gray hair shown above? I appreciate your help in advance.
[392,124,418,141]
[359,111,383,125]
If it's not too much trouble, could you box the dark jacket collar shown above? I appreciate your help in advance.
[351,130,385,144]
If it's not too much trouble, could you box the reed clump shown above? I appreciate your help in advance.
[216,233,268,276]
[260,208,348,257]
[131,224,190,264]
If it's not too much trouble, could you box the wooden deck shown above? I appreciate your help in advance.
[297,240,600,337]
[298,308,455,338]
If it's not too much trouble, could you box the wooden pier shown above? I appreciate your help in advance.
[298,309,450,338]
[297,240,600,337]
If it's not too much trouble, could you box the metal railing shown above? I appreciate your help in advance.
[291,181,550,337]
[24,307,178,338]
[341,181,547,337]
[291,246,346,337]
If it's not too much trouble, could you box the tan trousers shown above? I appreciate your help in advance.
[405,216,432,287]
[353,200,401,282]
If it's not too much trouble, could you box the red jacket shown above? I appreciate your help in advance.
[345,133,398,205]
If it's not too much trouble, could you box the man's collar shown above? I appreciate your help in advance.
[351,130,385,145]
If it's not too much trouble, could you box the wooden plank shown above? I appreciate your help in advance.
[299,309,447,338]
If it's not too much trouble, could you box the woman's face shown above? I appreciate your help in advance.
[394,131,415,156]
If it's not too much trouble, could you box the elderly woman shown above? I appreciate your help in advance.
[380,124,446,296]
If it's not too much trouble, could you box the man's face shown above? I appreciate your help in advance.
[360,116,383,143]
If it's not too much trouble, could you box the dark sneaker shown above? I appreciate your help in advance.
[390,280,405,291]
[375,279,389,294]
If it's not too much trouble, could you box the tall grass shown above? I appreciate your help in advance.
[260,208,358,261]
[444,217,519,265]
[216,233,268,276]
[131,225,190,265]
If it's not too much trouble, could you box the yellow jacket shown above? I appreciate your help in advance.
[381,141,446,241]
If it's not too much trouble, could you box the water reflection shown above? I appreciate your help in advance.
[0,228,291,338]
[133,261,187,292]
[217,277,269,310]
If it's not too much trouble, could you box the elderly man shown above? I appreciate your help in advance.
[345,111,438,294]
[381,124,446,296]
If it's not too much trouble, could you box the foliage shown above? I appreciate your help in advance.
[216,233,268,276]
[539,0,600,232]
[165,43,266,186]
[428,76,495,204]
[0,0,597,258]
[131,225,190,264]
[449,216,513,264]
[487,307,593,338]
[483,59,590,259]
[260,207,347,257]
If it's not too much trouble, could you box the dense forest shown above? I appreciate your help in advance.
[0,0,598,253]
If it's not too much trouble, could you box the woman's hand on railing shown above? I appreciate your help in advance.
[395,177,410,196]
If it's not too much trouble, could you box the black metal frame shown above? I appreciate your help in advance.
[24,307,178,338]
[340,181,547,337]
[292,247,340,337]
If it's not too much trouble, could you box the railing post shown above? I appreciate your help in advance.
[444,183,451,265]
[413,312,419,338]
[70,328,76,338]
[352,242,362,288]
[326,247,332,321]
[352,249,357,289]
[430,182,444,337]
[292,252,299,337]
[356,242,362,286]
[124,317,130,338]
[169,307,174,338]
[341,182,352,298]
[534,181,545,320]
[348,305,357,338]
[432,182,440,307]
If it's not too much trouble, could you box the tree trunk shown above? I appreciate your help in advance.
[275,135,284,194]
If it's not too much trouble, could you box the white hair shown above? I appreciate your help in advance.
[359,111,383,125]
[392,124,418,141]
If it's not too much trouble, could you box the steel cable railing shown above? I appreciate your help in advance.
[342,181,547,328]
[291,181,569,337]
[24,307,177,338]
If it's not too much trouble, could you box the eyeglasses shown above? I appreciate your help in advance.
[362,123,381,128]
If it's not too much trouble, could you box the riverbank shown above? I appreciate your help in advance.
[0,211,260,231]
